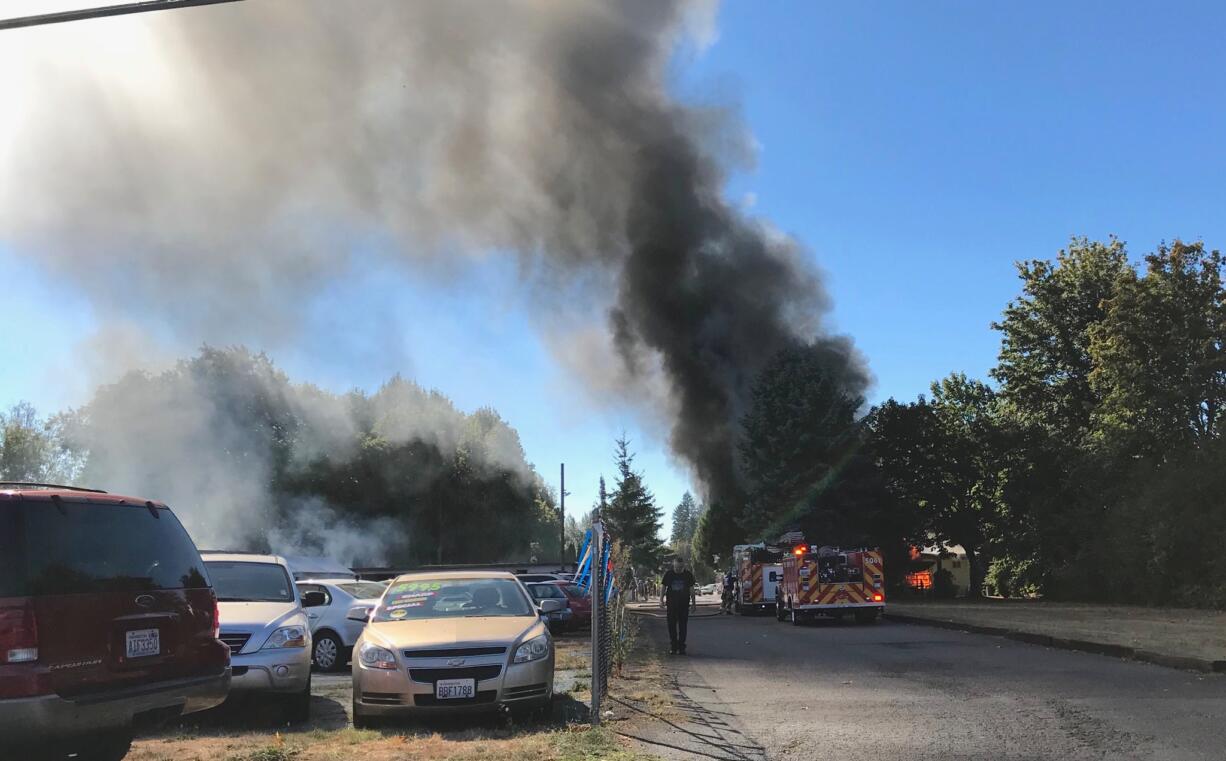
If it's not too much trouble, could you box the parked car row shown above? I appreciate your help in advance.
[0,483,583,760]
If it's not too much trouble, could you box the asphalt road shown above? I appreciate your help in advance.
[627,605,1226,761]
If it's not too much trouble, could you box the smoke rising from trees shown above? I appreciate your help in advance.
[1,0,867,513]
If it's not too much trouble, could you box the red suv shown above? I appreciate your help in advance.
[0,484,231,760]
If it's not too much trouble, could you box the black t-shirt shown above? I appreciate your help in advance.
[662,569,696,607]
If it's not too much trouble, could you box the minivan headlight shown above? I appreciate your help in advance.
[262,625,308,650]
[358,642,398,670]
[513,634,550,664]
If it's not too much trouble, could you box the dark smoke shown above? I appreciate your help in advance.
[0,0,868,509]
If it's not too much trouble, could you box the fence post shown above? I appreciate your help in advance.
[589,517,604,725]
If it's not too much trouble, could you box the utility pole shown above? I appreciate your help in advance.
[589,515,604,725]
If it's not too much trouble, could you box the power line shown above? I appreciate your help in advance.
[0,0,243,31]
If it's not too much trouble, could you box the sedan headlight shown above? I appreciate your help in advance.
[262,625,308,650]
[513,634,550,664]
[358,641,398,670]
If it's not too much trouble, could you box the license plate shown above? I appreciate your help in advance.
[125,628,160,659]
[435,678,475,700]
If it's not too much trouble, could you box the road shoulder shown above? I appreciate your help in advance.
[886,600,1226,673]
[613,606,767,761]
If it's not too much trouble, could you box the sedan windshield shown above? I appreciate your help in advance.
[337,581,389,600]
[205,561,294,603]
[373,577,532,621]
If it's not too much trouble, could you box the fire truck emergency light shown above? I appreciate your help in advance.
[793,545,806,555]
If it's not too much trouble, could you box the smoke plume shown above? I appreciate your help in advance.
[1,0,867,510]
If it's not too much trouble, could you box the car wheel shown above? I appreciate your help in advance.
[74,731,133,761]
[313,631,345,672]
[284,675,312,725]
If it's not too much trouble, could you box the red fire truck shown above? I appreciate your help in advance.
[777,543,885,624]
[732,543,784,615]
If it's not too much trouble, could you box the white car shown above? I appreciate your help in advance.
[201,552,316,722]
[296,578,388,671]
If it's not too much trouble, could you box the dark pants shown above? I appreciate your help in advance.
[666,601,689,649]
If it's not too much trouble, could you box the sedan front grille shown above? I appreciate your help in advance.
[408,665,502,684]
[402,646,507,658]
[219,632,251,654]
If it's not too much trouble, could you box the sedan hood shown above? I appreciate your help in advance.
[368,615,540,650]
[217,601,301,630]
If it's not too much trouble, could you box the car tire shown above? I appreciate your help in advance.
[285,675,312,725]
[313,631,345,672]
[74,731,133,761]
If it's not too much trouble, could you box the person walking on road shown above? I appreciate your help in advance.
[661,557,697,655]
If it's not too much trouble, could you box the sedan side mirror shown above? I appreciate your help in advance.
[538,598,565,614]
[301,590,327,608]
[346,605,373,623]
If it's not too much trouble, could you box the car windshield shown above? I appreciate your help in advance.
[337,581,388,600]
[205,561,295,603]
[528,583,565,599]
[0,501,208,597]
[373,577,533,621]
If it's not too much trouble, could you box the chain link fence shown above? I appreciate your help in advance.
[587,519,639,724]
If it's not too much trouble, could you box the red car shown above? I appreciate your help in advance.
[0,484,231,760]
[553,582,592,629]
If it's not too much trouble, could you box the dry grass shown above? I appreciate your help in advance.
[130,725,655,761]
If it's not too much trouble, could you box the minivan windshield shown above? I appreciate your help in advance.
[205,561,295,603]
[373,577,532,621]
[0,500,208,597]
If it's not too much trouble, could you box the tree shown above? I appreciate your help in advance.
[0,402,53,481]
[1089,240,1226,456]
[992,237,1131,444]
[670,491,698,545]
[868,375,1014,597]
[604,436,665,571]
[737,344,863,536]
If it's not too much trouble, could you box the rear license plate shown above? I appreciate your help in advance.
[435,678,475,700]
[125,628,160,659]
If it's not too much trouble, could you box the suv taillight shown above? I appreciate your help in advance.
[211,593,221,640]
[0,598,38,665]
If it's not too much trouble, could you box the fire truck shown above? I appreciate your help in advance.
[732,543,784,615]
[777,543,885,624]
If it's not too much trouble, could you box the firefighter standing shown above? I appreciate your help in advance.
[661,557,697,655]
[721,569,737,614]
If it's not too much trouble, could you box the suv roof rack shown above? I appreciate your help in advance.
[0,482,107,494]
[197,549,268,555]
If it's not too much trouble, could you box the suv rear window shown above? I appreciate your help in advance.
[0,501,209,597]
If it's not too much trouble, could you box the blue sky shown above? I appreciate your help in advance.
[3,1,1225,537]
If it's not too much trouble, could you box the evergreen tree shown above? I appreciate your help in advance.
[604,435,665,571]
[670,491,698,545]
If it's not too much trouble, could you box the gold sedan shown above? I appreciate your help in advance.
[350,571,562,723]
